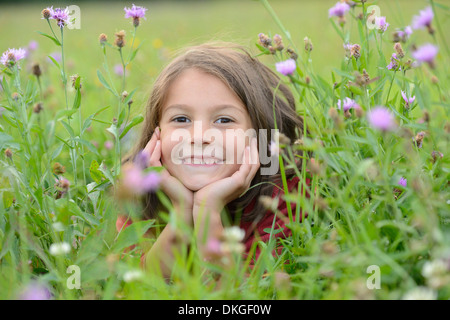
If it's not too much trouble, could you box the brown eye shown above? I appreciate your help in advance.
[215,117,233,124]
[172,116,190,123]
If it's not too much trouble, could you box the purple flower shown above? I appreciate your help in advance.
[51,7,70,28]
[275,59,296,76]
[124,4,147,19]
[387,53,400,71]
[367,106,396,131]
[133,149,149,169]
[337,97,359,112]
[1,48,27,68]
[28,40,39,52]
[398,177,407,187]
[412,43,438,66]
[47,52,62,64]
[412,6,434,30]
[18,282,52,300]
[401,91,415,107]
[122,164,161,194]
[114,63,128,77]
[329,2,350,18]
[124,4,147,26]
[375,16,389,32]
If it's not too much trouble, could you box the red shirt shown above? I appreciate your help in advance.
[240,175,311,265]
[116,174,312,266]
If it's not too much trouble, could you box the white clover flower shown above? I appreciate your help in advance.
[123,269,144,283]
[422,259,449,289]
[49,242,71,256]
[402,286,437,300]
[52,222,65,232]
[223,226,245,243]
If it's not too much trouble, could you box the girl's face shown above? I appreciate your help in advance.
[158,68,254,191]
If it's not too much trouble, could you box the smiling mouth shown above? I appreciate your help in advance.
[181,157,224,165]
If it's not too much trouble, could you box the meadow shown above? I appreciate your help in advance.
[0,0,449,300]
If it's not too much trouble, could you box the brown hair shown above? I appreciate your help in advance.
[122,42,309,223]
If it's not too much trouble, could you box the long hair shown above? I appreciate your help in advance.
[122,42,309,223]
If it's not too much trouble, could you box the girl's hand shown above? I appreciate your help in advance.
[143,127,195,216]
[194,137,260,213]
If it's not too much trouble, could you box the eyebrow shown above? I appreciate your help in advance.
[165,104,246,115]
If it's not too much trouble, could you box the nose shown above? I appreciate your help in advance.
[190,120,212,146]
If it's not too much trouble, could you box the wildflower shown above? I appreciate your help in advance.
[338,97,360,118]
[413,131,426,149]
[344,43,361,59]
[32,63,42,78]
[54,177,70,199]
[114,30,126,48]
[120,162,161,196]
[104,140,113,150]
[367,106,396,132]
[259,195,278,212]
[48,52,62,63]
[375,16,389,33]
[52,162,65,175]
[422,259,450,289]
[304,36,313,52]
[49,242,71,256]
[18,282,52,300]
[275,59,296,76]
[393,26,413,43]
[114,64,128,77]
[50,7,70,28]
[5,148,13,159]
[412,43,439,68]
[402,287,437,300]
[33,102,43,114]
[221,226,245,255]
[286,48,298,60]
[273,34,284,51]
[412,6,434,34]
[387,53,400,71]
[431,150,443,163]
[401,91,415,109]
[123,269,144,282]
[258,33,272,48]
[124,4,148,27]
[41,7,52,20]
[394,43,405,59]
[99,33,108,46]
[28,40,38,52]
[70,74,81,89]
[1,48,27,68]
[398,177,407,187]
[329,2,350,23]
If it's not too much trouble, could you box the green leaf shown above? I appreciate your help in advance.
[89,159,105,184]
[36,31,61,46]
[72,86,82,110]
[55,109,77,121]
[120,115,144,139]
[112,220,155,253]
[99,161,115,185]
[76,138,100,155]
[97,69,118,97]
[47,55,61,70]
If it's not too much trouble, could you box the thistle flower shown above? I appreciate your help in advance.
[18,282,52,300]
[398,177,407,187]
[28,40,39,52]
[343,43,361,59]
[49,242,71,256]
[1,48,27,68]
[401,91,415,109]
[375,16,389,33]
[114,30,126,48]
[99,33,108,45]
[412,43,439,68]
[124,4,148,27]
[431,150,444,163]
[275,59,296,76]
[367,106,396,132]
[412,6,434,34]
[120,162,161,196]
[328,2,350,18]
[337,97,359,112]
[50,7,70,28]
[386,53,400,71]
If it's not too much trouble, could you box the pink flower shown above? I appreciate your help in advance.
[398,177,407,187]
[337,97,359,112]
[412,6,434,30]
[122,164,161,194]
[367,106,396,131]
[1,48,27,68]
[412,43,439,67]
[275,59,296,76]
[124,4,147,27]
[401,91,415,108]
[104,140,113,150]
[375,16,389,32]
[18,282,52,300]
[329,2,350,18]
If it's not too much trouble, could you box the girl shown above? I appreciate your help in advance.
[119,42,312,278]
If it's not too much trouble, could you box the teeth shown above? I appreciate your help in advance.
[182,158,223,165]
[204,158,214,165]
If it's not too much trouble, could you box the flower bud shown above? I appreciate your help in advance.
[52,162,66,175]
[32,63,42,77]
[42,8,51,20]
[33,102,43,114]
[394,42,405,59]
[114,30,126,48]
[5,148,12,158]
[273,34,284,51]
[99,33,108,45]
[304,37,313,52]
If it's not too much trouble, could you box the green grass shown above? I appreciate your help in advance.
[0,0,449,300]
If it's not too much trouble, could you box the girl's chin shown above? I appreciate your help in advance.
[181,179,211,192]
